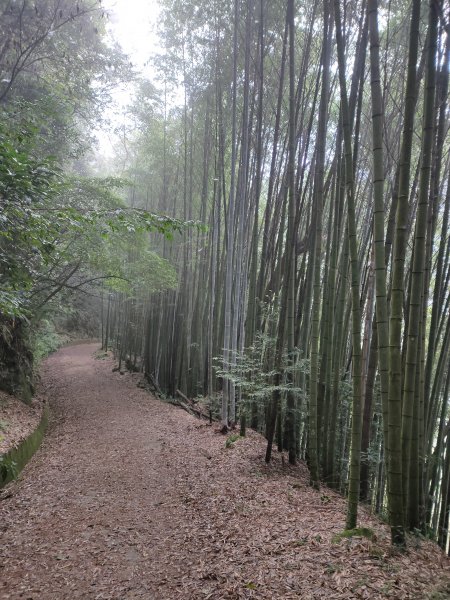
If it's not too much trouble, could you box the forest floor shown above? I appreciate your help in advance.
[0,343,449,600]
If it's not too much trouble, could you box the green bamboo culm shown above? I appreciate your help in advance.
[387,0,422,547]
[334,0,363,530]
[308,0,332,487]
[367,0,389,471]
[284,0,298,466]
[401,0,439,532]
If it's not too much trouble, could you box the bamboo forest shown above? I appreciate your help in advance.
[1,0,450,598]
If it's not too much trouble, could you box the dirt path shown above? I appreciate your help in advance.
[0,343,200,599]
[1,343,449,600]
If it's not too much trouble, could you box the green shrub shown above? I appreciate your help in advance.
[331,527,375,543]
[32,319,68,363]
[225,433,241,448]
[0,456,18,481]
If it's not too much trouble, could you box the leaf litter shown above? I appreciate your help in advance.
[0,343,448,599]
[0,390,43,456]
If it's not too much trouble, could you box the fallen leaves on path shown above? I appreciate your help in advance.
[0,343,448,599]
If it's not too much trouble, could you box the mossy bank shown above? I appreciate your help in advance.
[0,405,48,488]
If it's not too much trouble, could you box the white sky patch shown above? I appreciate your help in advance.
[104,0,162,73]
[94,0,163,159]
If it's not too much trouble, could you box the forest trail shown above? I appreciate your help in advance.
[1,343,449,600]
[0,343,193,599]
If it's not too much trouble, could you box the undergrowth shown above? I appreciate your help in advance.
[32,319,69,364]
[225,433,241,448]
[331,527,376,543]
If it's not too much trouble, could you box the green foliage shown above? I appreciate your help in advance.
[0,111,61,317]
[89,233,178,296]
[216,330,307,405]
[331,528,376,543]
[0,1,131,146]
[225,433,241,448]
[0,121,59,204]
[32,320,68,364]
[0,456,18,482]
[0,106,187,320]
[0,292,27,320]
[244,582,257,590]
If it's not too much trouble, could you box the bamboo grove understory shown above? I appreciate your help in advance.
[102,0,450,549]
